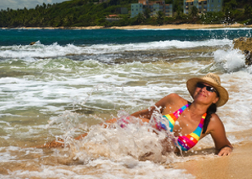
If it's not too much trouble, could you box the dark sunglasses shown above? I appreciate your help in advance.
[196,83,217,93]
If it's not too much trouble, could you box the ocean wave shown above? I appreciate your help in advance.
[213,48,246,72]
[0,39,232,59]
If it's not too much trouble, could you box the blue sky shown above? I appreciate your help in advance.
[0,0,69,10]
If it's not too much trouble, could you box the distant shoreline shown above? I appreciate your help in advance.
[1,23,252,30]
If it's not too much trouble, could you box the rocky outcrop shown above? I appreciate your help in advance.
[233,37,252,66]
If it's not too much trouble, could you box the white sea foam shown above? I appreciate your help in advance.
[0,112,196,179]
[1,59,202,113]
[213,48,246,72]
[248,65,252,73]
[1,56,251,134]
[0,160,195,179]
[38,111,195,178]
[218,72,252,132]
[0,39,232,59]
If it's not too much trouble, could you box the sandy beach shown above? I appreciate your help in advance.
[4,23,252,30]
[174,142,252,179]
[110,23,252,30]
[174,129,252,179]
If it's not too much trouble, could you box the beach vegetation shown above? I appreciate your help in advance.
[165,0,173,3]
[190,6,198,19]
[224,0,238,10]
[135,12,146,24]
[243,6,252,24]
[173,0,183,17]
[144,7,151,19]
[157,11,165,25]
[200,11,225,24]
[0,0,251,28]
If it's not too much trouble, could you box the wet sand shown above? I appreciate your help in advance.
[174,132,252,179]
[4,23,252,30]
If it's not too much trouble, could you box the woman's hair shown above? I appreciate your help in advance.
[202,103,217,134]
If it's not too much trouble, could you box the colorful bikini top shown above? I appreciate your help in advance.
[162,103,206,151]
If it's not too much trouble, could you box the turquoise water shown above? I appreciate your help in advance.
[0,28,251,46]
[0,28,252,178]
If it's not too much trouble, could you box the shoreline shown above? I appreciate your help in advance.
[1,23,252,30]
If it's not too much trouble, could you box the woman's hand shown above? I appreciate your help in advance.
[218,146,233,156]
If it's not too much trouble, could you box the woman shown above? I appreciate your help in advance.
[127,73,233,156]
[42,73,233,156]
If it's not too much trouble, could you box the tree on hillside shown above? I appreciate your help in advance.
[190,6,198,18]
[136,12,145,24]
[165,0,173,3]
[173,0,183,18]
[144,7,151,19]
[244,6,252,17]
[157,11,164,25]
[108,0,118,5]
[244,6,252,24]
[224,0,238,10]
[242,0,250,3]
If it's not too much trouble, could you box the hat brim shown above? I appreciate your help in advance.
[186,78,229,107]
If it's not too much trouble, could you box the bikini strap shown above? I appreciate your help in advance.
[162,103,191,132]
[173,103,190,119]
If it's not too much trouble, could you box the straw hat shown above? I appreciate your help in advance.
[186,73,229,107]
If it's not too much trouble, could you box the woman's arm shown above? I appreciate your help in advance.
[208,114,233,156]
[130,106,156,119]
[130,93,180,119]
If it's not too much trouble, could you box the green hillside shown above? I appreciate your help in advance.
[0,0,251,28]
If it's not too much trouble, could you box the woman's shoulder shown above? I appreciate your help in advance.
[158,93,187,106]
[207,113,224,132]
[209,113,221,122]
[170,93,188,103]
[166,93,184,100]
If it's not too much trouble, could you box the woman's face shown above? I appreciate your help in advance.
[193,83,219,105]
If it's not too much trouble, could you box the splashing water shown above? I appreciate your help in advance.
[213,48,246,72]
[45,107,182,166]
